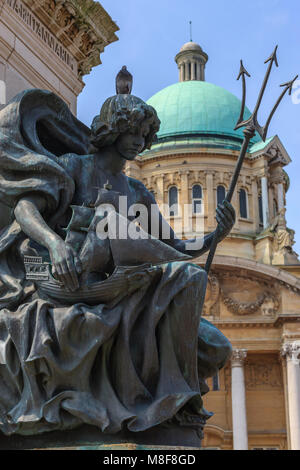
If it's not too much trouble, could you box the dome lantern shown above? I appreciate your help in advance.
[175,41,208,82]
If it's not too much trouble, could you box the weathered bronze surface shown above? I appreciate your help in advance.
[205,47,298,274]
[0,72,234,447]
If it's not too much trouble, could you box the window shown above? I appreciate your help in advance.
[217,185,226,206]
[258,195,263,224]
[192,185,203,214]
[239,189,248,219]
[168,186,178,216]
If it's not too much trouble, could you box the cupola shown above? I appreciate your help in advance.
[175,41,208,82]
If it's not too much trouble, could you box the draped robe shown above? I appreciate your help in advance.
[0,90,231,436]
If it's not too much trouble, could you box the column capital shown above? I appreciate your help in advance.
[257,171,269,180]
[281,341,300,364]
[231,349,247,367]
[205,170,215,177]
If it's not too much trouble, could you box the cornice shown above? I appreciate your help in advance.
[195,255,300,293]
[140,135,291,174]
[20,0,119,76]
[138,147,242,163]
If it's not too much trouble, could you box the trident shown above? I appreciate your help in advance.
[204,46,298,274]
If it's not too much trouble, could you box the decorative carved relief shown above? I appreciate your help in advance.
[142,176,156,193]
[203,273,220,317]
[260,294,279,316]
[165,172,181,187]
[266,144,287,166]
[225,355,283,391]
[221,289,265,315]
[231,349,247,367]
[245,360,282,390]
[189,170,206,188]
[23,0,118,76]
[270,208,300,265]
[281,341,300,363]
[219,273,280,317]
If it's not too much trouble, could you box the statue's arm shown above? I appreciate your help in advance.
[14,195,81,291]
[134,181,235,258]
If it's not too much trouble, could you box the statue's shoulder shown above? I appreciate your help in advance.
[128,176,148,193]
[59,153,95,175]
[127,176,154,205]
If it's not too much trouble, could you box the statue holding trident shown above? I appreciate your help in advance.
[0,47,295,449]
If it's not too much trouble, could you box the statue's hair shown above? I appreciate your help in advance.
[90,94,160,152]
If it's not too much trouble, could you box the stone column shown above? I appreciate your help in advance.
[183,62,188,81]
[180,171,190,237]
[281,341,300,450]
[277,182,284,210]
[205,171,215,229]
[180,171,189,206]
[230,175,239,232]
[261,176,269,229]
[231,349,248,450]
[186,61,191,81]
[201,64,205,81]
[191,61,195,80]
[196,62,201,81]
[155,175,165,210]
[281,354,291,449]
[179,64,184,82]
[251,178,260,232]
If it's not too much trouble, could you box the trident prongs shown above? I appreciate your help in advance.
[234,60,251,129]
[235,45,281,141]
[205,45,296,275]
[261,74,299,141]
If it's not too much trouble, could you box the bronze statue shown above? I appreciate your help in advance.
[0,72,234,447]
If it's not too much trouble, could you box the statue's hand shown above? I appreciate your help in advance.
[215,200,236,241]
[48,237,82,291]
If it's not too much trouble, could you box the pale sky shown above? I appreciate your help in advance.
[78,0,300,254]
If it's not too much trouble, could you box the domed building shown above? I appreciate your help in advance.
[126,41,300,450]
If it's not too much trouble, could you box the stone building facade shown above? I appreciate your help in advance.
[126,41,300,450]
[0,0,118,114]
[1,1,300,449]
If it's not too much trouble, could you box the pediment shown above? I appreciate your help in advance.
[249,135,291,166]
[200,255,300,322]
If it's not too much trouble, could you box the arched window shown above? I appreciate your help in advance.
[168,186,178,216]
[192,184,203,214]
[217,185,226,206]
[258,195,263,224]
[273,199,278,217]
[239,189,248,219]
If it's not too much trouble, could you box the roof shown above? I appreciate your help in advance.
[180,41,203,52]
[146,81,261,152]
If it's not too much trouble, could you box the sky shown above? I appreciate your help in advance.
[77,0,300,254]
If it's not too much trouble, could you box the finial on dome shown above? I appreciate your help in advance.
[116,66,133,94]
[175,39,208,82]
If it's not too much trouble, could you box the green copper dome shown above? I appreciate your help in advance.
[146,81,260,149]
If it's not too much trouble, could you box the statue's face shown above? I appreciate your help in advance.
[115,122,150,160]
